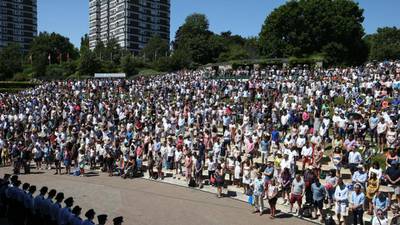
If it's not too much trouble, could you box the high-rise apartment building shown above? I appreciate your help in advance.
[0,0,37,51]
[89,0,170,54]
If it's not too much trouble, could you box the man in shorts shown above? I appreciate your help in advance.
[334,178,349,225]
[290,174,305,215]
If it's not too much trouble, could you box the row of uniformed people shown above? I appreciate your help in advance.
[0,174,123,225]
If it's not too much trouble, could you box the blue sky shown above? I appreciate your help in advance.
[37,0,400,48]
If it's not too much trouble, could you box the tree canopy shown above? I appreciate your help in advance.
[0,43,23,80]
[259,0,368,65]
[364,27,400,61]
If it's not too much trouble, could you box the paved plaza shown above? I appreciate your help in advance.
[0,166,314,225]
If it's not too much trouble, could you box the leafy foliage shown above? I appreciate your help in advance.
[0,43,23,80]
[364,27,400,61]
[259,0,368,65]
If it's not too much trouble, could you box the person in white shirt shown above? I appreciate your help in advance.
[301,142,313,171]
[377,118,387,153]
[334,178,349,225]
[372,209,388,225]
[296,134,306,155]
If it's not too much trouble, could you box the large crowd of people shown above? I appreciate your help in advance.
[0,60,399,224]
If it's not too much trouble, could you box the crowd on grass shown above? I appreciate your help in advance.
[0,61,400,224]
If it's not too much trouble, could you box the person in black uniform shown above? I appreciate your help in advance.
[97,214,107,225]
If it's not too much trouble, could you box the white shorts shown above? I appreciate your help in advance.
[335,202,348,216]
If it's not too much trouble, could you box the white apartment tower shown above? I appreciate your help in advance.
[89,0,170,54]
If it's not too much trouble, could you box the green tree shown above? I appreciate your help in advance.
[141,36,169,62]
[78,50,100,76]
[173,13,223,65]
[121,53,138,76]
[80,34,90,53]
[0,43,23,80]
[365,27,400,61]
[259,0,367,65]
[30,32,79,64]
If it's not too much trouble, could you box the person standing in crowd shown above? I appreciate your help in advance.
[68,205,82,225]
[334,178,349,225]
[350,183,365,225]
[250,172,265,216]
[311,179,326,222]
[290,174,305,215]
[372,209,388,225]
[267,178,278,219]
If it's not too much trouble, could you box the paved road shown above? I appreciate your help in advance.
[0,167,313,225]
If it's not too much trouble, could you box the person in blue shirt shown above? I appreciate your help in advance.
[373,191,390,216]
[82,209,96,225]
[69,205,83,225]
[350,183,365,225]
[260,133,270,164]
[352,165,368,188]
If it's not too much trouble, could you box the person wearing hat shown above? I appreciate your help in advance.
[50,192,64,225]
[68,205,82,225]
[33,186,48,223]
[42,189,57,224]
[19,182,30,224]
[97,214,107,225]
[58,197,74,225]
[113,216,124,225]
[82,209,96,225]
[24,185,36,225]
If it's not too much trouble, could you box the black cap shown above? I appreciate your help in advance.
[97,214,107,223]
[85,209,96,218]
[22,183,30,190]
[55,192,64,201]
[113,216,123,224]
[64,197,74,205]
[72,206,82,215]
[28,185,36,193]
[10,175,18,181]
[40,186,48,194]
[48,189,57,197]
